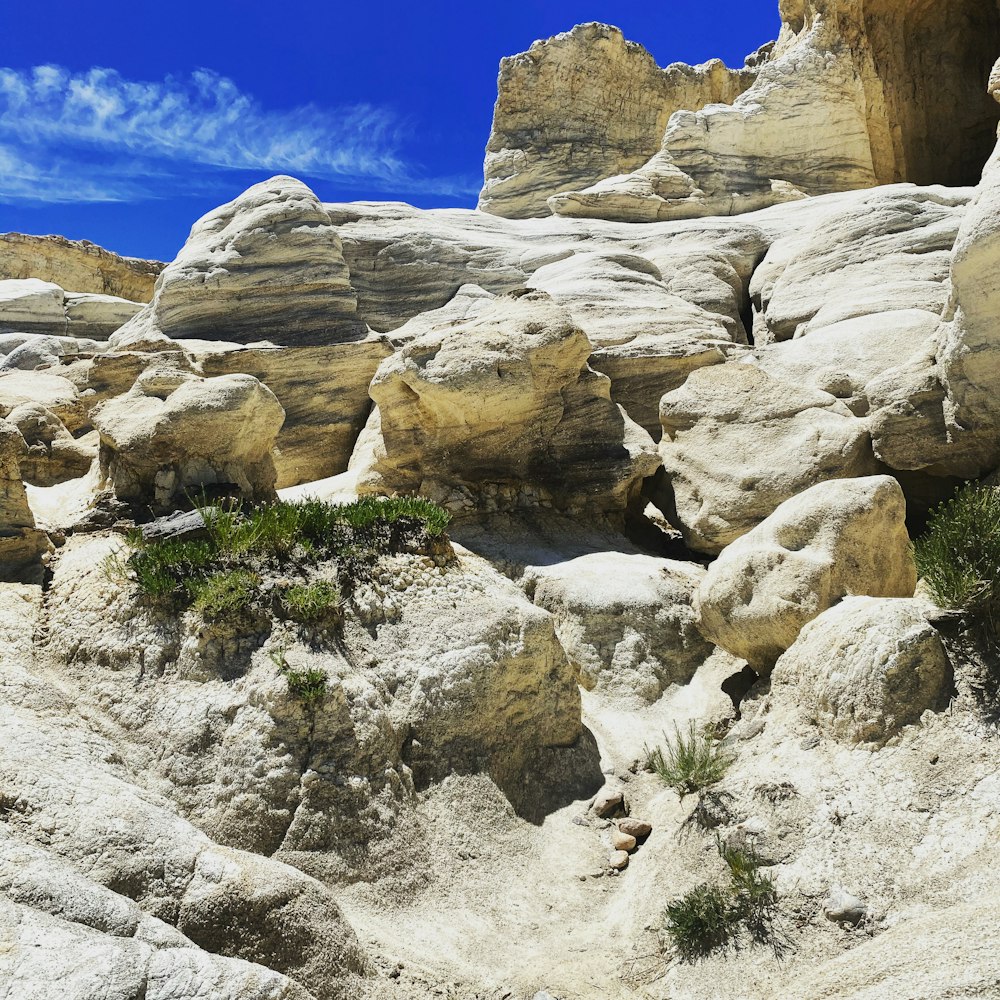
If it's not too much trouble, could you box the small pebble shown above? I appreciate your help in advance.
[618,818,652,839]
[592,788,625,818]
[611,830,637,852]
[608,849,629,871]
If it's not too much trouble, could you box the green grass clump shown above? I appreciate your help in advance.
[914,482,1000,613]
[285,667,328,706]
[117,494,450,610]
[664,838,778,961]
[280,580,342,624]
[189,570,260,620]
[646,722,736,797]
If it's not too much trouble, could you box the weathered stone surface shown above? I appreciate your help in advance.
[543,1,1000,222]
[192,338,391,490]
[356,290,659,516]
[478,22,756,219]
[658,364,878,554]
[117,177,366,347]
[0,277,142,339]
[93,372,285,509]
[7,403,95,485]
[524,552,712,705]
[0,369,87,433]
[0,231,162,302]
[694,476,917,671]
[772,597,950,743]
[0,419,51,582]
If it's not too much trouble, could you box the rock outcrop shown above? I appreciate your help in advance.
[93,372,285,509]
[354,290,659,515]
[478,23,757,219]
[0,231,162,302]
[694,476,917,671]
[491,1,1000,222]
[117,177,367,347]
[0,277,141,339]
[772,596,950,743]
[0,420,51,582]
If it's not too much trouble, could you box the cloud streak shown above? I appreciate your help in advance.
[0,65,478,204]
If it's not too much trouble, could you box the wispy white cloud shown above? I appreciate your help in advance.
[0,65,479,204]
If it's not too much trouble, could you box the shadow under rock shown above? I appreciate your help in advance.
[496,725,604,826]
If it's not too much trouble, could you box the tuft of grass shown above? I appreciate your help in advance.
[130,538,215,607]
[280,580,342,625]
[189,570,260,620]
[646,721,736,797]
[269,647,327,707]
[914,482,1000,613]
[663,837,778,961]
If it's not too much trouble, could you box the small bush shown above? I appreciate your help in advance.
[285,667,328,706]
[914,482,1000,614]
[646,721,735,797]
[131,538,215,606]
[189,570,260,620]
[663,837,778,961]
[280,580,342,624]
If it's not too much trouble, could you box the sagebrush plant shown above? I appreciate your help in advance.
[106,495,451,612]
[663,837,778,961]
[645,721,736,797]
[914,482,1000,615]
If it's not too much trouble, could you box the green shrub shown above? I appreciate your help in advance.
[285,667,328,706]
[130,538,215,606]
[189,570,260,620]
[646,721,735,797]
[663,837,778,961]
[280,580,342,624]
[914,482,1000,613]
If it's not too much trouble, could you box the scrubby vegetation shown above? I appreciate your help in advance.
[664,837,778,961]
[914,482,1000,616]
[106,495,451,618]
[269,647,328,707]
[646,721,736,797]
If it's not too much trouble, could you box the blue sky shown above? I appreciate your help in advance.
[1,1,780,261]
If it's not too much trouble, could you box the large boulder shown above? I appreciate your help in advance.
[93,371,285,509]
[658,364,877,554]
[694,476,917,671]
[356,290,659,516]
[7,403,95,486]
[771,597,951,743]
[524,551,713,705]
[116,177,366,347]
[478,22,756,219]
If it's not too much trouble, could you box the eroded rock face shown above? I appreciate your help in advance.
[93,371,285,509]
[524,552,712,705]
[0,232,162,302]
[478,22,757,219]
[658,365,878,554]
[355,290,659,515]
[0,420,51,582]
[694,476,917,671]
[772,596,951,743]
[7,403,94,486]
[0,277,140,339]
[507,1,1000,222]
[117,177,366,347]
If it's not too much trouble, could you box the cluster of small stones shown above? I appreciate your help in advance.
[349,553,459,625]
[584,786,654,875]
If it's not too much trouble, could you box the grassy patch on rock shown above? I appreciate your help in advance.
[108,495,452,618]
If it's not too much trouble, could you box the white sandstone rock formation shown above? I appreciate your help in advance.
[524,551,712,705]
[658,365,878,554]
[772,596,951,743]
[478,23,757,219]
[0,277,143,339]
[495,1,1000,222]
[6,403,94,486]
[0,420,51,582]
[694,476,917,671]
[93,371,285,509]
[354,290,659,515]
[0,231,162,302]
[117,176,367,347]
